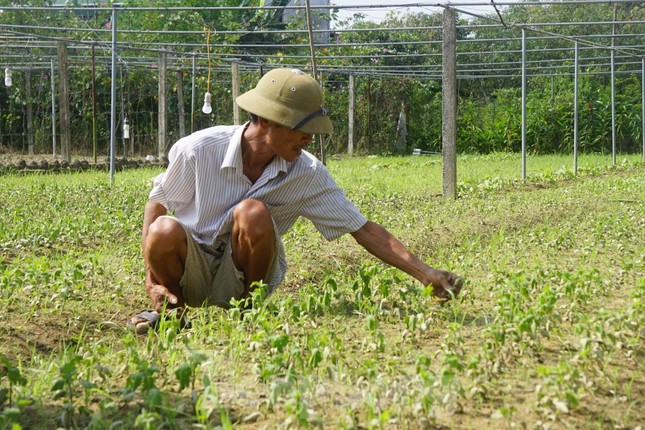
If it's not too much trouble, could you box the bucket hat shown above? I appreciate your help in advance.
[236,68,332,134]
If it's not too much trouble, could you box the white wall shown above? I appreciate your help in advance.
[266,0,331,44]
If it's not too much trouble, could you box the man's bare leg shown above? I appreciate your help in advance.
[136,217,188,323]
[231,199,276,296]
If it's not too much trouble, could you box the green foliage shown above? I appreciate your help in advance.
[0,355,27,408]
[0,137,644,427]
[1,4,643,156]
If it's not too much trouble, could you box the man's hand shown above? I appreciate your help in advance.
[351,221,464,301]
[145,269,183,312]
[426,268,464,301]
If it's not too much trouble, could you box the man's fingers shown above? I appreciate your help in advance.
[433,274,464,301]
[448,277,464,297]
[152,284,178,305]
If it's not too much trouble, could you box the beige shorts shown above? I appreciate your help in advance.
[163,216,287,308]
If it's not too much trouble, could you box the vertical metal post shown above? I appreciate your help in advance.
[317,71,326,165]
[367,76,372,152]
[573,42,579,174]
[348,73,354,156]
[232,60,240,125]
[642,58,644,162]
[521,28,527,180]
[191,55,196,134]
[611,49,616,164]
[158,48,167,159]
[50,59,57,158]
[441,7,457,198]
[92,45,98,163]
[611,4,617,164]
[109,7,117,184]
[120,66,125,157]
[177,70,185,138]
[304,0,325,165]
[304,0,319,79]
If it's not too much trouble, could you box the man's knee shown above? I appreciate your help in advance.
[147,217,186,252]
[234,199,273,233]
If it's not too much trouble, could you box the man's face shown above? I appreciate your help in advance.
[266,122,313,162]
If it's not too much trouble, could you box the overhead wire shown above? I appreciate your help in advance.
[0,2,643,80]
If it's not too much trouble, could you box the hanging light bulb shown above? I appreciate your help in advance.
[202,91,212,114]
[202,26,213,115]
[4,68,12,87]
[123,117,130,139]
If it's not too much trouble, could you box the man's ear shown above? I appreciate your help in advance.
[257,117,272,128]
[258,117,286,131]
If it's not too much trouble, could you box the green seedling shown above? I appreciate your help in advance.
[0,355,27,407]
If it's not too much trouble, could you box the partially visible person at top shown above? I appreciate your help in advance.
[129,68,463,333]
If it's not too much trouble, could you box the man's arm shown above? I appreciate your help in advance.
[350,221,462,300]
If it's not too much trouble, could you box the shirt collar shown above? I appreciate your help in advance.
[222,124,245,170]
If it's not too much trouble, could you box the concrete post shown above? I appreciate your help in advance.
[442,7,457,198]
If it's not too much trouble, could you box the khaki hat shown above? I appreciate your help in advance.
[236,68,332,134]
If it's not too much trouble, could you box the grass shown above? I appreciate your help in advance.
[0,153,643,429]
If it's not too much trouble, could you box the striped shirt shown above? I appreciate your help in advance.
[149,124,368,246]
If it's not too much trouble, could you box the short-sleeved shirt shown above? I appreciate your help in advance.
[149,123,368,247]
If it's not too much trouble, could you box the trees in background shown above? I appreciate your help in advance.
[0,1,643,157]
[339,2,644,155]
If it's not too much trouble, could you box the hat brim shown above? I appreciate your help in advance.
[236,90,333,135]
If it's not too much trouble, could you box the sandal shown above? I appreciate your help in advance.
[128,308,191,335]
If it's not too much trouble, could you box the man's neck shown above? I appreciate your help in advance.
[241,123,274,183]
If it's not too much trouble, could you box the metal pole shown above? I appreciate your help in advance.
[158,48,167,159]
[120,66,125,157]
[611,49,616,164]
[50,59,57,158]
[109,7,117,184]
[304,0,325,165]
[573,42,579,174]
[304,0,318,81]
[642,58,644,162]
[348,73,354,156]
[611,3,617,164]
[177,70,185,138]
[191,54,196,134]
[521,28,527,180]
[92,45,98,163]
[232,60,240,125]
